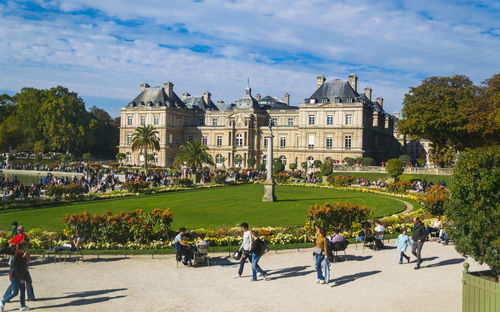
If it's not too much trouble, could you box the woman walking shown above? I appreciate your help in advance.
[250,231,268,281]
[0,242,30,311]
[313,226,328,284]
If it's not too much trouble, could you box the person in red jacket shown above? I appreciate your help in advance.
[10,226,27,247]
[0,242,29,311]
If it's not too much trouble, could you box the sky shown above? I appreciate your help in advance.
[1,0,499,118]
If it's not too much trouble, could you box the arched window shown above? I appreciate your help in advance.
[263,155,268,166]
[216,154,223,164]
[139,152,145,163]
[126,152,132,162]
[235,154,242,167]
[236,134,243,147]
[279,155,287,166]
[307,156,314,167]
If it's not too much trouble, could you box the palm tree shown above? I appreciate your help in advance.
[174,140,214,173]
[131,125,160,171]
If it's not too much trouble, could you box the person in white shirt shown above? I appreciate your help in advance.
[374,220,385,249]
[426,215,442,239]
[234,222,252,278]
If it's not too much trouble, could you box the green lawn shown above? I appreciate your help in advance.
[0,184,407,231]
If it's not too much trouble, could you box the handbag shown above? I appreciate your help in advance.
[312,246,322,255]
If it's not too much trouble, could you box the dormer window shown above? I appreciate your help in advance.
[322,99,328,104]
[334,98,341,103]
[309,99,316,104]
[346,98,353,103]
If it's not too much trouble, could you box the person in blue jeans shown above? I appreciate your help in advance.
[396,228,412,264]
[250,231,268,281]
[313,226,328,284]
[1,243,29,311]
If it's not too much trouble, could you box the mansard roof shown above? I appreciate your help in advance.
[236,86,259,109]
[307,79,363,103]
[216,102,236,111]
[183,96,218,111]
[258,96,297,110]
[127,86,186,109]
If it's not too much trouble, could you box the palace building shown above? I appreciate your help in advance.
[118,74,401,168]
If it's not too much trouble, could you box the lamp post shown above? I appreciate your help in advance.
[262,120,276,202]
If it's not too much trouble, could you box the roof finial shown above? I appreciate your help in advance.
[247,77,250,87]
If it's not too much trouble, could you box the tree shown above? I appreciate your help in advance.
[89,106,119,158]
[289,163,298,170]
[174,140,213,173]
[0,94,16,124]
[273,159,285,174]
[446,146,500,278]
[398,155,412,165]
[82,153,93,161]
[361,157,374,166]
[301,161,308,171]
[247,157,256,168]
[313,160,322,169]
[256,163,266,171]
[115,153,126,162]
[398,76,476,166]
[386,158,404,178]
[320,160,333,176]
[344,157,356,166]
[131,125,160,171]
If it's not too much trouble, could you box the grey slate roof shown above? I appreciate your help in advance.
[235,86,259,109]
[183,96,219,111]
[306,79,362,103]
[127,87,186,109]
[216,102,236,111]
[258,96,297,110]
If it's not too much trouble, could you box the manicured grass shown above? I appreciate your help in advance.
[330,172,452,185]
[0,184,407,231]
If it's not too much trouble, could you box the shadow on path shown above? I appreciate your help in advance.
[268,265,315,280]
[344,255,372,262]
[331,270,381,287]
[425,258,464,268]
[30,295,126,310]
[33,288,128,302]
[208,256,239,266]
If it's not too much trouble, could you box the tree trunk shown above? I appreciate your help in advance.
[144,148,148,172]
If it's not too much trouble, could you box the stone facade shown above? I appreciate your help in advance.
[119,75,401,168]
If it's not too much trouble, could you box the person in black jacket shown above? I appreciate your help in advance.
[0,243,29,311]
[250,231,268,281]
[411,217,427,270]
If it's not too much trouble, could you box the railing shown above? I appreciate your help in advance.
[331,166,453,175]
[462,263,499,312]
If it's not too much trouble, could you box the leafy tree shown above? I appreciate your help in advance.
[320,160,333,176]
[89,106,119,158]
[256,163,266,171]
[398,154,412,165]
[386,158,404,178]
[247,157,256,168]
[446,146,500,278]
[82,153,93,161]
[361,157,374,166]
[313,160,322,169]
[344,157,356,166]
[115,153,126,162]
[0,94,16,124]
[301,161,308,171]
[131,125,160,171]
[273,160,285,174]
[289,163,298,170]
[174,140,213,173]
[0,117,24,152]
[398,75,476,166]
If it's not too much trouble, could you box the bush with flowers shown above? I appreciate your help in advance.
[123,180,149,193]
[422,185,449,215]
[387,180,413,194]
[326,175,354,187]
[173,178,193,187]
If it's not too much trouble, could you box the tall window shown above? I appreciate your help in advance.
[216,154,223,164]
[202,136,207,145]
[272,118,277,126]
[236,134,243,147]
[345,135,352,149]
[264,137,268,147]
[345,114,352,125]
[127,134,132,145]
[127,116,132,126]
[153,153,158,165]
[279,155,287,166]
[288,118,294,126]
[170,115,174,126]
[217,135,222,146]
[262,155,267,166]
[199,118,205,126]
[235,154,242,166]
[308,135,315,148]
[140,116,145,126]
[212,118,218,126]
[139,152,145,163]
[177,117,181,127]
[126,152,131,162]
[154,116,159,126]
[308,114,315,125]
[326,136,333,148]
[327,114,334,125]
[169,134,173,144]
[280,136,286,147]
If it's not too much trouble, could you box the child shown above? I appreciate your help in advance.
[396,228,412,264]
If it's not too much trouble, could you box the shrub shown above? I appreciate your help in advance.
[423,185,448,215]
[313,160,322,169]
[123,180,149,193]
[173,178,193,187]
[387,180,413,194]
[115,153,126,161]
[63,208,173,244]
[386,158,404,178]
[301,161,308,170]
[273,161,285,174]
[256,164,266,172]
[45,183,86,199]
[290,171,301,179]
[289,163,298,170]
[247,157,256,168]
[326,175,354,187]
[274,172,289,183]
[306,201,373,234]
[320,160,333,176]
[214,173,227,184]
[361,157,374,166]
[82,153,93,161]
[398,154,412,165]
[344,157,356,166]
[446,146,500,278]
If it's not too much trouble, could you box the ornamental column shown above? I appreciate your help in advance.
[262,123,276,202]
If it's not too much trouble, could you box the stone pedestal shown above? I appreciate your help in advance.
[262,181,276,202]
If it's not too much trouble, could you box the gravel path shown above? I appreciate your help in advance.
[0,240,487,312]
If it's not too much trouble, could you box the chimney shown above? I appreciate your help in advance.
[164,82,174,98]
[217,100,224,105]
[385,115,390,129]
[376,97,384,108]
[140,83,150,91]
[284,93,290,105]
[364,87,372,101]
[255,93,261,101]
[317,75,326,89]
[182,92,190,101]
[348,74,357,92]
[203,91,211,105]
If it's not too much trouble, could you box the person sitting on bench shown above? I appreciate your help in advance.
[174,228,193,266]
[54,231,84,252]
[374,220,385,249]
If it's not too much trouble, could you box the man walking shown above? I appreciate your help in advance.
[233,222,252,278]
[411,217,426,269]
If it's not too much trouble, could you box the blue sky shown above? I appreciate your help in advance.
[1,0,499,117]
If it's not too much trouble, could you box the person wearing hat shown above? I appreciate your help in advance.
[233,222,252,278]
[10,226,27,247]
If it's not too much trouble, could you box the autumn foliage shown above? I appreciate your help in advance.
[306,201,372,234]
